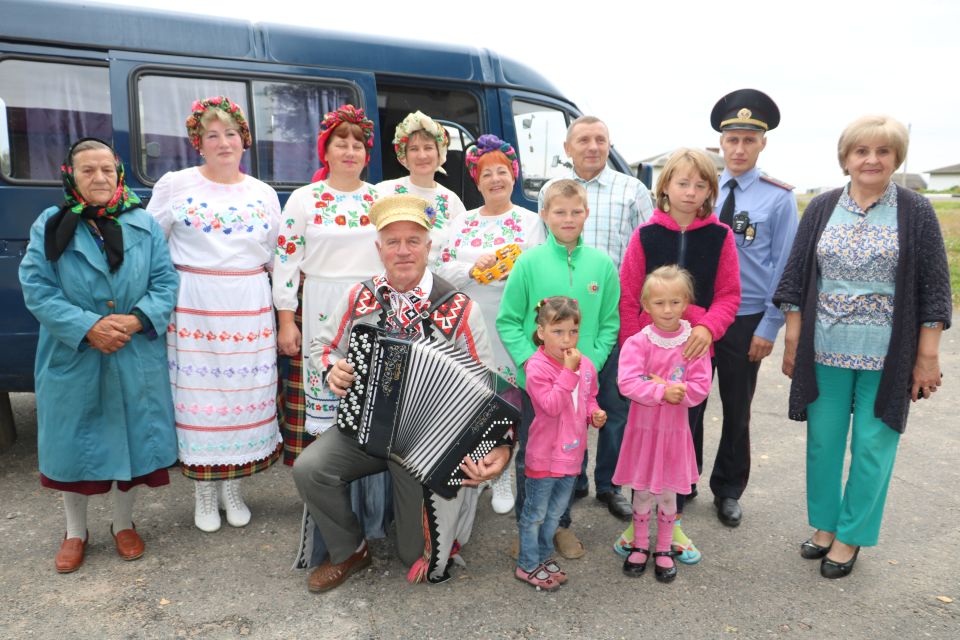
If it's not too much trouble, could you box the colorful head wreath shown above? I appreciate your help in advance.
[464,134,520,183]
[393,111,450,176]
[185,96,252,151]
[313,104,375,182]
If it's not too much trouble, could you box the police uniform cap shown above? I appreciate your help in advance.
[711,89,780,132]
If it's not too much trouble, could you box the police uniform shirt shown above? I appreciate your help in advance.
[718,166,799,342]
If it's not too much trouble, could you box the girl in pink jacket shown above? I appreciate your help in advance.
[516,297,606,590]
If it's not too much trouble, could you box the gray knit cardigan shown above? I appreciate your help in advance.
[773,184,952,433]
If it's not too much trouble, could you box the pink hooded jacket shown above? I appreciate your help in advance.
[523,347,601,476]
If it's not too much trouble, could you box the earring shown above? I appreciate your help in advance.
[662,200,670,213]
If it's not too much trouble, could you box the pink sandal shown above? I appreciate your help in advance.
[515,564,561,591]
[541,558,568,585]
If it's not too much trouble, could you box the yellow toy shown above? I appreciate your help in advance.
[471,243,521,284]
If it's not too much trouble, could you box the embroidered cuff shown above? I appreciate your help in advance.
[779,303,800,313]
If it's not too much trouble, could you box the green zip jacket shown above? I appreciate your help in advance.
[496,233,620,389]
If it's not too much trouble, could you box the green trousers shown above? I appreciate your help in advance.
[806,364,901,547]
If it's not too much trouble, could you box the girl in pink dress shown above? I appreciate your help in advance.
[613,266,712,582]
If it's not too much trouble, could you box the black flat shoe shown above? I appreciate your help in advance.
[820,546,860,579]
[800,538,831,560]
[652,551,677,583]
[622,547,648,577]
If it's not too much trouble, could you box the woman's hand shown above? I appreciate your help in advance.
[911,352,942,401]
[86,316,131,354]
[277,320,301,357]
[682,325,713,360]
[471,254,497,273]
[326,359,355,398]
[782,311,801,379]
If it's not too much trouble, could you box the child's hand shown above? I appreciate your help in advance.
[663,382,687,405]
[647,373,668,385]
[563,348,581,371]
[591,409,607,428]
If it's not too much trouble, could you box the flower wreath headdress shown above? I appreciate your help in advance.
[185,96,252,151]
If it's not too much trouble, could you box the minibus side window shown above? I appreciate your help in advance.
[136,75,249,183]
[0,60,111,182]
[511,100,572,199]
[251,81,355,186]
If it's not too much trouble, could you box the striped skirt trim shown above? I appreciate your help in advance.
[180,440,283,481]
[175,264,266,277]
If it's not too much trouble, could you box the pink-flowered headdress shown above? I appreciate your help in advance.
[185,96,252,151]
[464,134,520,183]
[313,104,375,182]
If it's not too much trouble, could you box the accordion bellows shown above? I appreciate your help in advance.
[336,324,519,498]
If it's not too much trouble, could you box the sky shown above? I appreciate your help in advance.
[97,0,960,191]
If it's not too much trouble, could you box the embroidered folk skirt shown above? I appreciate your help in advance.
[168,265,282,480]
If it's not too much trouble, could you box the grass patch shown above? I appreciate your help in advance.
[794,195,960,304]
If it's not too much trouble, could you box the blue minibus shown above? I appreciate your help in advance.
[0,0,639,437]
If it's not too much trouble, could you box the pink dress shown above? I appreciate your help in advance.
[612,320,712,494]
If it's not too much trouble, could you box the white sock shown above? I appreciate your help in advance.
[63,492,88,539]
[111,483,137,532]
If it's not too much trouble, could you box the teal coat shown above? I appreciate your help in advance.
[19,206,179,482]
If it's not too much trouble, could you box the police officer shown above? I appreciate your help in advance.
[704,89,799,527]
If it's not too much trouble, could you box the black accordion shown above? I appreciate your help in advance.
[335,324,519,498]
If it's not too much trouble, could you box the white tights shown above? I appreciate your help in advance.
[62,484,138,538]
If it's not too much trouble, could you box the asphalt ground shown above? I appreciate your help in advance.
[1,333,958,639]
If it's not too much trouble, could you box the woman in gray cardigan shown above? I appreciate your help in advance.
[774,115,951,579]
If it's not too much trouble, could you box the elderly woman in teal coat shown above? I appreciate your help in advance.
[19,138,179,574]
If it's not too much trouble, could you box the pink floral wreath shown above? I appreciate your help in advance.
[185,96,252,151]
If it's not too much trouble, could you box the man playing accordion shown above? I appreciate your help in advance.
[292,195,513,592]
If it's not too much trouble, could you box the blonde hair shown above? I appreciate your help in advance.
[655,148,719,217]
[199,108,240,133]
[641,265,695,303]
[542,178,588,211]
[837,115,909,175]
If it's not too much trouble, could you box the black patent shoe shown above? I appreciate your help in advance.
[622,547,649,577]
[652,551,677,583]
[820,546,860,579]
[800,537,831,560]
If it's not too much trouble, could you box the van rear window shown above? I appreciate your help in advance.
[136,73,354,186]
[0,60,111,182]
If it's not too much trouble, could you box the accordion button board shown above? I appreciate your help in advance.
[335,323,520,498]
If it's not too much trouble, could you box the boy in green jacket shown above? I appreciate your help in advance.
[497,179,620,559]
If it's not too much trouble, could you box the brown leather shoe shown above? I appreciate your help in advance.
[111,524,145,561]
[307,541,371,593]
[55,533,88,573]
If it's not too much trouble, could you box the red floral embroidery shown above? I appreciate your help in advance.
[277,235,286,247]
[286,242,297,254]
[363,194,374,202]
[359,215,370,226]
[321,192,335,202]
[335,215,347,226]
[313,214,323,225]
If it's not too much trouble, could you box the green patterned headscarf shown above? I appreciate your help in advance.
[44,138,142,272]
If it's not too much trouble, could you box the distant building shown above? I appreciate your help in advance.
[926,163,960,190]
[891,173,927,191]
[630,147,725,188]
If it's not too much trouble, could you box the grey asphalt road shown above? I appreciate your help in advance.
[1,334,958,640]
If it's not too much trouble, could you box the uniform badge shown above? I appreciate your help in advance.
[737,108,752,119]
[588,281,599,294]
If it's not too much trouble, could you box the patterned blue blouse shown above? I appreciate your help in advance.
[807,181,900,370]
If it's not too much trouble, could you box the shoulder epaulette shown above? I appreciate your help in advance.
[759,173,795,191]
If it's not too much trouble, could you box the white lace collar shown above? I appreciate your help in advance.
[641,319,692,349]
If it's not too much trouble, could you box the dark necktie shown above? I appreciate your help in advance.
[719,178,738,227]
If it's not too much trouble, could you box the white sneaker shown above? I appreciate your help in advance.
[194,481,221,532]
[219,479,251,527]
[490,466,515,514]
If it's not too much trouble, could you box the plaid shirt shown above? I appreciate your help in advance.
[538,166,653,269]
